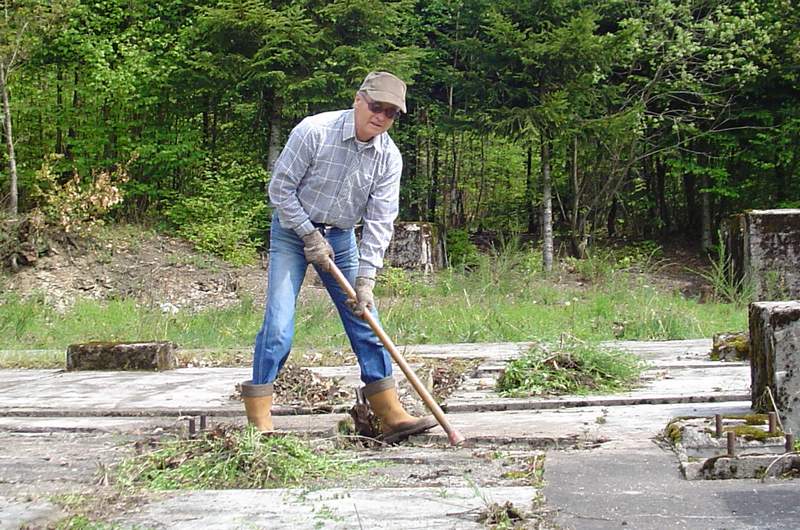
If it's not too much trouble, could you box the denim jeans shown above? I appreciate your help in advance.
[252,212,393,385]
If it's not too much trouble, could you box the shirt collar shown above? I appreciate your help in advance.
[342,110,383,153]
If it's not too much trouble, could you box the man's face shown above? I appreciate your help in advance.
[353,92,400,142]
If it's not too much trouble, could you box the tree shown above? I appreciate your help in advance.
[0,0,35,215]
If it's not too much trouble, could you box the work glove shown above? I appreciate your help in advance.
[302,230,334,271]
[348,276,375,319]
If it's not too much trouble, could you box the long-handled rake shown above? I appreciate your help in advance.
[327,258,466,446]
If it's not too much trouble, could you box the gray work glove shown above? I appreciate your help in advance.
[301,230,334,271]
[348,276,375,318]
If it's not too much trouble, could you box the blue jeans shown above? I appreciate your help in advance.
[252,213,393,385]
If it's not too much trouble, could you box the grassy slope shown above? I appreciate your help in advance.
[0,235,747,368]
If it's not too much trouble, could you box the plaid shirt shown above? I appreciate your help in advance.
[268,109,402,278]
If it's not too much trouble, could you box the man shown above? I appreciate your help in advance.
[240,71,437,443]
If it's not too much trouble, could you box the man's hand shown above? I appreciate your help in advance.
[350,276,375,318]
[302,230,334,270]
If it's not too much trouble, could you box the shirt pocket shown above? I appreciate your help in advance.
[343,169,373,211]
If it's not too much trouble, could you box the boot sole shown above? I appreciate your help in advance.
[383,416,438,444]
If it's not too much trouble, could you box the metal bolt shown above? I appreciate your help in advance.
[200,415,207,431]
[727,431,736,457]
[786,433,796,453]
[188,417,196,437]
[768,412,777,435]
[715,414,723,438]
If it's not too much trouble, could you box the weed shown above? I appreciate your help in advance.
[116,425,368,490]
[1,245,748,362]
[497,341,645,397]
[692,232,754,306]
[377,266,413,297]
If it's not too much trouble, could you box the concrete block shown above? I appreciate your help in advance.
[725,209,800,300]
[711,331,750,361]
[66,341,178,371]
[749,301,800,433]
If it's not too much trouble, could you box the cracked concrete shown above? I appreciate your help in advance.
[1,339,799,529]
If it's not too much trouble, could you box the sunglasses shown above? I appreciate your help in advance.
[361,93,402,120]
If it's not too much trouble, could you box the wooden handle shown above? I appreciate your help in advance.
[327,259,465,446]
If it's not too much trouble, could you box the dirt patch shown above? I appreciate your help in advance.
[4,228,269,313]
[2,225,713,314]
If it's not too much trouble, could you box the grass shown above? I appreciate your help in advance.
[496,341,646,397]
[0,242,747,368]
[116,425,368,490]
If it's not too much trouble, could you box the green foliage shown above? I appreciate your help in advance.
[694,233,754,306]
[377,265,413,297]
[165,158,268,265]
[446,229,479,269]
[496,341,645,397]
[0,243,748,357]
[116,426,366,490]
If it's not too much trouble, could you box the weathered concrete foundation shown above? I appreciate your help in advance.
[66,341,178,371]
[749,301,800,433]
[725,209,800,300]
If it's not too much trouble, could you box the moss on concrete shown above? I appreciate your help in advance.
[723,424,783,441]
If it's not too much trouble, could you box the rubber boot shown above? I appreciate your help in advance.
[364,376,437,443]
[241,380,273,432]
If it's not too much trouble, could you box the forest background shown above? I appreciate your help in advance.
[1,0,798,268]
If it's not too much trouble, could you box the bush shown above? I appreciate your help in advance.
[30,154,131,235]
[166,158,268,265]
[446,228,480,269]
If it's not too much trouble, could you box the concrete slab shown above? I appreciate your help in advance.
[446,365,750,412]
[110,486,539,530]
[423,401,753,449]
[0,495,64,530]
[545,446,800,529]
[0,360,749,417]
[402,342,534,360]
[0,414,348,437]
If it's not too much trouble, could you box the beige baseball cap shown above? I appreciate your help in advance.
[359,71,407,113]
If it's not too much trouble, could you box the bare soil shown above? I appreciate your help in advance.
[3,225,712,314]
[4,227,270,313]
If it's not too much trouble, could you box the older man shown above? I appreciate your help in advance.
[241,72,436,443]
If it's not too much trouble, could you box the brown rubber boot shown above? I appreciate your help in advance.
[241,380,274,432]
[364,376,437,443]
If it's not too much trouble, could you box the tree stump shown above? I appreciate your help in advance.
[383,222,442,272]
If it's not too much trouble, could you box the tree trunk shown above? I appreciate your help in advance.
[1,66,18,216]
[65,70,79,161]
[541,136,554,272]
[429,136,439,223]
[56,67,63,154]
[607,196,618,237]
[655,157,670,234]
[682,172,698,236]
[267,101,282,172]
[569,136,588,258]
[525,143,536,234]
[701,174,713,252]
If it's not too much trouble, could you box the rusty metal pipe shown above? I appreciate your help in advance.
[326,259,465,446]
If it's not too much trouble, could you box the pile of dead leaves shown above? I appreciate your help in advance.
[424,358,480,401]
[230,364,352,409]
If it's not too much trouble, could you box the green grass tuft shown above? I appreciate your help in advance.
[116,426,368,490]
[496,341,646,397]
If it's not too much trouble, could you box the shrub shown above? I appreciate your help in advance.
[166,158,268,265]
[446,228,480,269]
